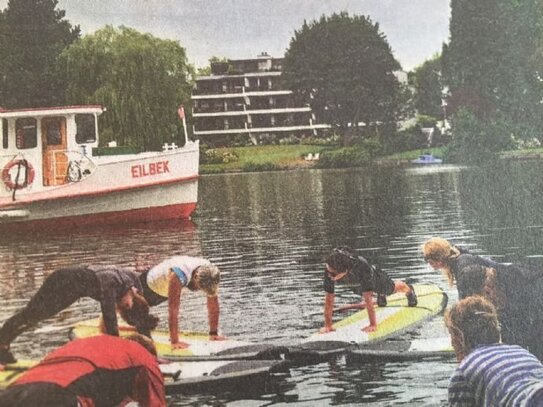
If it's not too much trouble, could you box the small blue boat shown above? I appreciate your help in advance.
[411,154,443,164]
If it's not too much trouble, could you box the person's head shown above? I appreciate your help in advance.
[325,247,358,281]
[445,296,500,362]
[457,264,488,298]
[459,265,505,309]
[422,237,460,286]
[117,286,139,310]
[125,333,158,357]
[119,292,159,338]
[193,264,220,297]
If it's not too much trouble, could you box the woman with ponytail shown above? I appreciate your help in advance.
[421,237,502,298]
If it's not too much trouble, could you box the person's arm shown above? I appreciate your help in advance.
[207,296,227,340]
[100,287,120,336]
[320,292,336,333]
[168,271,188,349]
[361,291,377,332]
[448,370,475,407]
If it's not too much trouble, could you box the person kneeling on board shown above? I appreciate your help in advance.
[0,266,155,367]
[134,256,226,349]
[453,264,543,362]
[446,296,543,406]
[320,247,417,334]
[0,334,166,407]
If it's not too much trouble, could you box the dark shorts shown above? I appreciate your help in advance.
[139,270,168,307]
[373,267,395,296]
[0,383,78,407]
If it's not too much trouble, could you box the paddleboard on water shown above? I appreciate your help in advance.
[288,283,448,364]
[0,359,290,396]
[347,336,454,363]
[70,320,288,361]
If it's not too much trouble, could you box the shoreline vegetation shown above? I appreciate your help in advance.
[199,145,543,175]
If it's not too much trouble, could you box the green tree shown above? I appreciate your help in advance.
[282,12,402,143]
[0,0,80,108]
[443,0,543,148]
[59,26,195,151]
[412,55,443,119]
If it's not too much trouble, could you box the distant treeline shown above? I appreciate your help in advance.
[0,0,541,161]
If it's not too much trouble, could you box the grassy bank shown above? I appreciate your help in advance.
[199,144,542,174]
[200,145,328,174]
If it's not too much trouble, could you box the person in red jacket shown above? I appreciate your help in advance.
[0,334,166,407]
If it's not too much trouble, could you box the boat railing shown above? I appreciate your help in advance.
[50,150,97,183]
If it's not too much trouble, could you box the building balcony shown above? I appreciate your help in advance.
[193,107,312,117]
[193,123,330,136]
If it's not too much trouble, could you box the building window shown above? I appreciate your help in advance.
[15,118,37,149]
[2,119,7,149]
[75,114,97,144]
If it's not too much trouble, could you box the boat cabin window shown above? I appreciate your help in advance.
[15,118,37,149]
[75,114,96,144]
[44,117,63,145]
[2,119,7,149]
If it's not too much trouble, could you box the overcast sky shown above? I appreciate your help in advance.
[2,0,450,71]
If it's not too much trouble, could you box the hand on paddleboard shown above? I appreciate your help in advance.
[171,341,190,350]
[319,326,336,334]
[362,324,377,333]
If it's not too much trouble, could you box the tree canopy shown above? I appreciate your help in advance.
[282,12,402,141]
[443,0,543,143]
[412,54,443,119]
[0,0,80,108]
[60,26,195,151]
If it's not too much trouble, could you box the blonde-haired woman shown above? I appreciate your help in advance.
[421,237,501,298]
[446,296,543,406]
[138,256,225,349]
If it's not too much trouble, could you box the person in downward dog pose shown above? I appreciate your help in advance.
[446,296,543,406]
[321,247,417,334]
[136,255,226,349]
[0,265,153,367]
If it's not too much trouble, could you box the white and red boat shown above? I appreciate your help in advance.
[0,105,199,230]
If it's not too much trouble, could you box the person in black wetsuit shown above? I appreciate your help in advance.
[452,264,543,362]
[320,247,418,334]
[422,237,543,361]
[421,237,502,299]
[0,265,156,366]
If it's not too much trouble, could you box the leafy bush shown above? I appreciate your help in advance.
[446,109,514,164]
[200,148,239,164]
[242,161,279,172]
[93,146,141,156]
[315,147,371,168]
[300,134,342,146]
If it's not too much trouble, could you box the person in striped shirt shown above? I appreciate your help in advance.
[445,296,543,406]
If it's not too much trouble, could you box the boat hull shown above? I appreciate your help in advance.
[0,144,199,230]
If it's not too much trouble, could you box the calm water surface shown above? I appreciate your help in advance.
[1,160,542,406]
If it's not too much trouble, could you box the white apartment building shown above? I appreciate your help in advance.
[192,53,329,144]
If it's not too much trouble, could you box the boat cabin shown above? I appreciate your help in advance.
[0,105,103,194]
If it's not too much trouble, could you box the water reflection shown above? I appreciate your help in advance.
[0,162,541,405]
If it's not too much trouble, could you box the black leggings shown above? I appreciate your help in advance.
[0,267,97,346]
